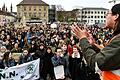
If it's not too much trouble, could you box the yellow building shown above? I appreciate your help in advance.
[17,0,49,22]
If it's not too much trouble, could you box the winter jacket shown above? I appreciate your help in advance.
[79,34,120,71]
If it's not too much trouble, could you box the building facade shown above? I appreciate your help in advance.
[77,7,108,25]
[0,10,16,26]
[17,0,49,22]
[0,4,16,26]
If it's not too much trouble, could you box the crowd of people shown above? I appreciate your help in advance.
[0,23,112,80]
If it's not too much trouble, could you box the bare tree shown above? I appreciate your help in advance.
[56,5,65,11]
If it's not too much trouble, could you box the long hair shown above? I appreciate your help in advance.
[3,52,10,61]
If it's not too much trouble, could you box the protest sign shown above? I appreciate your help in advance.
[0,59,40,80]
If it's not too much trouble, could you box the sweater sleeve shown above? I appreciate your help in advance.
[80,37,120,71]
[51,57,60,67]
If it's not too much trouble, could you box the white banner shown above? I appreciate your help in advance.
[0,59,40,80]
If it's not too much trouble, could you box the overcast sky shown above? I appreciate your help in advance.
[0,0,119,12]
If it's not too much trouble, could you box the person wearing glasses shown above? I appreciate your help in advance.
[51,47,65,80]
[71,3,120,80]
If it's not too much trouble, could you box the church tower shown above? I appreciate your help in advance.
[11,3,13,12]
[2,3,5,11]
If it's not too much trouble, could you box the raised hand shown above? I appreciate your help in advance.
[71,24,89,40]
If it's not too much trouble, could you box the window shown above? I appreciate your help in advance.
[39,12,41,17]
[101,16,103,18]
[98,16,99,18]
[24,7,26,11]
[101,20,103,23]
[29,7,31,11]
[39,8,41,11]
[88,11,90,14]
[104,11,106,14]
[85,11,87,14]
[95,16,97,18]
[101,11,103,14]
[98,11,100,14]
[91,16,93,18]
[95,11,97,14]
[95,20,97,23]
[24,12,27,17]
[29,13,31,17]
[44,13,46,17]
[82,11,84,14]
[82,16,84,18]
[34,13,36,17]
[44,7,46,11]
[91,11,93,14]
[104,20,106,22]
[88,16,90,18]
[34,7,36,11]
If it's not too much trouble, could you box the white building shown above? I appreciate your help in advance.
[77,7,108,25]
[0,10,16,26]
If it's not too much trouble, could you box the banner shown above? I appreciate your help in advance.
[0,59,40,80]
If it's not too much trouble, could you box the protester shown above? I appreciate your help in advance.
[33,43,46,80]
[3,52,16,68]
[43,47,54,80]
[70,45,83,80]
[18,48,33,64]
[71,3,120,80]
[51,47,66,80]
[11,43,22,53]
[0,46,7,54]
[61,43,71,79]
[29,39,38,53]
[15,34,24,49]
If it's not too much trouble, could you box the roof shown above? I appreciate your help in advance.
[82,7,108,10]
[0,10,16,17]
[17,0,49,6]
